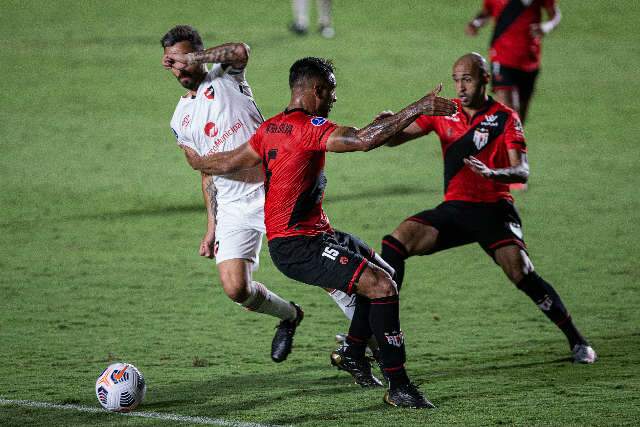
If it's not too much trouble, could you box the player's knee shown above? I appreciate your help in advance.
[219,274,250,303]
[358,268,398,299]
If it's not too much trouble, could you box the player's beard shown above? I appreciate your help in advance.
[177,71,199,91]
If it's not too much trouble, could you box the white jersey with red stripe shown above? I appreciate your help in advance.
[170,63,264,203]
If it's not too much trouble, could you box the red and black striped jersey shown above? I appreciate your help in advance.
[415,98,526,203]
[248,109,337,240]
[485,0,555,71]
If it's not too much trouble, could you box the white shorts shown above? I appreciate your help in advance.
[214,187,266,270]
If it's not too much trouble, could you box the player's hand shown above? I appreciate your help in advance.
[465,22,479,36]
[181,145,205,171]
[529,23,545,37]
[374,110,395,122]
[464,156,494,178]
[164,53,191,70]
[418,84,458,116]
[199,229,216,259]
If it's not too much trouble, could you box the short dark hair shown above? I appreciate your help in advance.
[289,57,335,89]
[160,25,204,51]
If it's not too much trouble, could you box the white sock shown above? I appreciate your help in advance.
[316,0,332,27]
[292,0,309,28]
[327,289,356,320]
[240,281,296,321]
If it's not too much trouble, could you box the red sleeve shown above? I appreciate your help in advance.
[483,0,494,15]
[414,114,435,134]
[248,127,263,156]
[304,116,337,152]
[543,0,556,9]
[505,111,527,152]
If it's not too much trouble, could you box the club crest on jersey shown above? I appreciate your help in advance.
[204,122,219,137]
[473,129,490,150]
[311,117,327,126]
[181,114,191,128]
[204,85,215,100]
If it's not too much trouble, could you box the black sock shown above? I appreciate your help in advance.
[345,295,371,357]
[369,294,409,387]
[517,272,587,349]
[381,235,408,291]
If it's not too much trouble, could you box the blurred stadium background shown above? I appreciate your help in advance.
[1,1,639,425]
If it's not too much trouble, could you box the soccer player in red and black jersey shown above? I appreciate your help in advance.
[181,57,458,408]
[377,53,596,365]
[465,0,561,124]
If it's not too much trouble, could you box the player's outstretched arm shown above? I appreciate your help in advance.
[182,143,261,175]
[465,7,490,36]
[326,84,457,153]
[531,4,562,37]
[165,42,250,70]
[464,150,529,184]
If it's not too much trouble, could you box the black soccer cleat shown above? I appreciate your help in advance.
[383,382,435,409]
[330,346,383,387]
[271,302,304,363]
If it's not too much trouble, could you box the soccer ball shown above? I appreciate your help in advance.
[95,362,146,412]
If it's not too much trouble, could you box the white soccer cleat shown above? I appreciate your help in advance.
[572,344,597,364]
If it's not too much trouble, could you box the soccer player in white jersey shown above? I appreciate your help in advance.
[160,25,304,362]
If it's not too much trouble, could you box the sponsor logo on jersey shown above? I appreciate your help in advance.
[181,114,191,128]
[311,117,327,126]
[445,113,461,122]
[384,331,405,348]
[266,122,293,135]
[204,122,219,137]
[473,129,490,150]
[480,114,500,127]
[204,85,215,100]
[205,120,245,153]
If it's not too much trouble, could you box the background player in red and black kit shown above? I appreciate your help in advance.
[377,53,597,364]
[465,0,561,123]
[181,57,458,408]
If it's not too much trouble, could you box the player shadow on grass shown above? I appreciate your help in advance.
[47,184,432,223]
[145,364,389,422]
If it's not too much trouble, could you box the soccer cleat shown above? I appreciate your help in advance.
[319,25,335,39]
[271,302,304,363]
[383,382,435,409]
[335,333,378,361]
[330,346,383,387]
[572,344,597,364]
[288,23,308,36]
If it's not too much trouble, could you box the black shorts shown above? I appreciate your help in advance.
[407,200,527,258]
[268,230,377,295]
[491,62,539,100]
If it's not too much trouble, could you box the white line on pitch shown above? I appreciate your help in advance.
[0,398,290,427]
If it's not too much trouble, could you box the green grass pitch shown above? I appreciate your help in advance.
[1,0,639,425]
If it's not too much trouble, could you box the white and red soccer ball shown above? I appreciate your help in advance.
[95,362,146,412]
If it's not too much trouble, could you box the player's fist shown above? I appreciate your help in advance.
[464,156,494,178]
[465,22,479,36]
[199,230,216,259]
[164,53,192,70]
[418,84,458,116]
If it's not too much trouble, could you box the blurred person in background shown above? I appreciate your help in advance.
[290,0,335,38]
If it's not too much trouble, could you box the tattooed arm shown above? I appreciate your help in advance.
[199,173,217,259]
[165,42,250,70]
[326,84,457,153]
